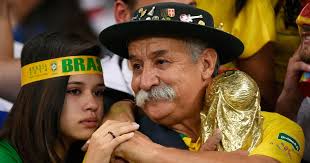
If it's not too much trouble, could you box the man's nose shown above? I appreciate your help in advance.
[139,65,160,91]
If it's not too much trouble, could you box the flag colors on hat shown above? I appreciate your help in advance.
[99,2,244,64]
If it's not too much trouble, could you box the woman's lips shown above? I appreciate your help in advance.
[80,118,98,128]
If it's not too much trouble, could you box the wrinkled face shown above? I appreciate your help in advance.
[61,74,104,142]
[133,0,196,11]
[129,37,208,125]
[300,25,310,63]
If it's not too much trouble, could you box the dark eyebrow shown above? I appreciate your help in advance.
[68,81,84,85]
[68,82,105,87]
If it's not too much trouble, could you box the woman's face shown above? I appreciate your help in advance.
[60,74,104,143]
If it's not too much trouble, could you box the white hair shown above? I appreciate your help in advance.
[184,38,220,76]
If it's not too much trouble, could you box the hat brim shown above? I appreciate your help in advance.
[99,20,244,64]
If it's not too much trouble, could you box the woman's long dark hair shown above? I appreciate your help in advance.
[0,32,101,163]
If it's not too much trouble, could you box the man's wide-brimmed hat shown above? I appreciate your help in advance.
[99,2,244,64]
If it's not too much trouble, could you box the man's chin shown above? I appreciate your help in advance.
[143,100,173,122]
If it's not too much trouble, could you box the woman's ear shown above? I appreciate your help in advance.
[199,48,218,81]
[114,0,132,23]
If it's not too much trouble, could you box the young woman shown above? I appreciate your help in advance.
[0,32,139,163]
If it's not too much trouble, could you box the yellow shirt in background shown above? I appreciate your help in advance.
[250,112,304,163]
[196,0,276,59]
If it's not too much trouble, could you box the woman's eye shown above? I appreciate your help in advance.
[66,89,81,95]
[94,89,104,97]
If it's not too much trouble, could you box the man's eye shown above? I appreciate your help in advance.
[66,89,81,95]
[133,63,142,70]
[156,59,169,65]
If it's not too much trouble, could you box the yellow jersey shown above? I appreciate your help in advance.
[196,0,276,59]
[250,112,305,163]
[182,112,304,163]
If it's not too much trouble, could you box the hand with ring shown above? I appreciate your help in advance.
[83,120,140,163]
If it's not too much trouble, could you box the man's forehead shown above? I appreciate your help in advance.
[128,37,186,49]
[128,37,188,58]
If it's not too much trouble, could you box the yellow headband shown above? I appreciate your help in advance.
[21,56,103,86]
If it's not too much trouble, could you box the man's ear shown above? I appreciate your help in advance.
[114,0,132,23]
[199,48,218,81]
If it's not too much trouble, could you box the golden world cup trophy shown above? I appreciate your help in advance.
[200,70,263,152]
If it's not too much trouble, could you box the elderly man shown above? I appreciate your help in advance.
[103,0,197,111]
[99,2,304,163]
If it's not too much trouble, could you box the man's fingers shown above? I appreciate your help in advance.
[200,129,222,151]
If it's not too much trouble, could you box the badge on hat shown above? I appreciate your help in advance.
[152,16,160,20]
[180,14,203,23]
[147,6,156,16]
[167,8,175,17]
[138,8,147,18]
[198,20,206,26]
[160,9,173,20]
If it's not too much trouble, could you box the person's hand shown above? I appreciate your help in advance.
[83,120,139,163]
[276,46,310,120]
[283,48,310,93]
[200,129,222,151]
[113,131,160,162]
[103,100,136,122]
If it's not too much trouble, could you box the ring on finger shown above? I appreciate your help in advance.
[108,131,116,139]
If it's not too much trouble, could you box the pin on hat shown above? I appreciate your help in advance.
[99,2,244,64]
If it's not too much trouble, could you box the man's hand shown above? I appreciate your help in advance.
[114,131,161,162]
[103,100,136,122]
[200,129,222,151]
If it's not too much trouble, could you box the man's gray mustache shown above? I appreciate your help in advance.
[135,83,176,108]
